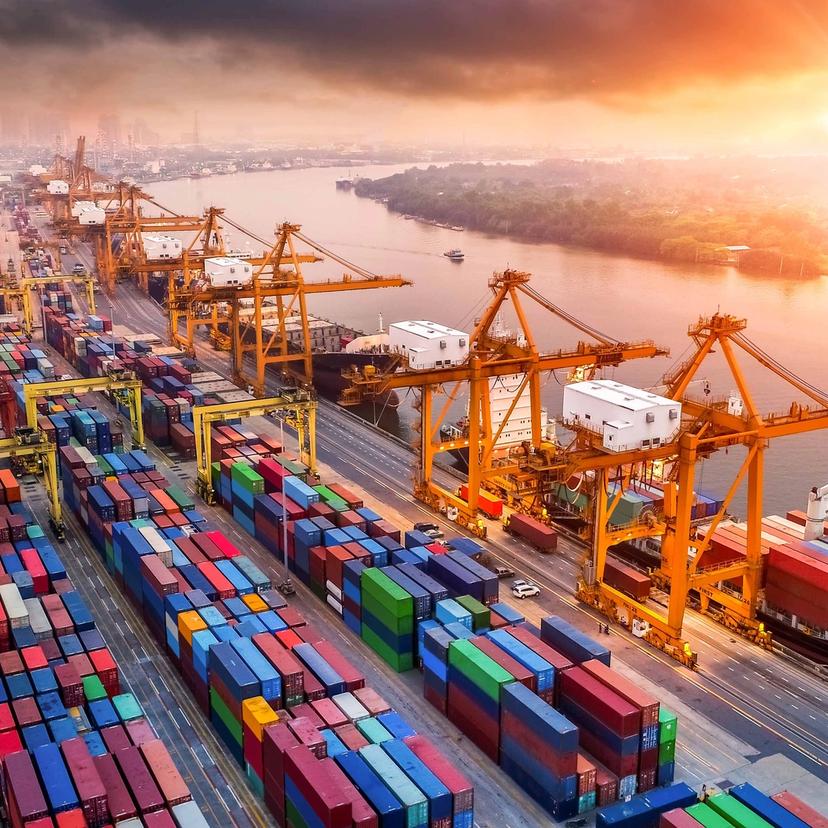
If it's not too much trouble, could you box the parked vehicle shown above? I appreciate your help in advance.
[512,583,541,599]
[494,565,515,579]
[72,263,86,275]
[414,521,444,539]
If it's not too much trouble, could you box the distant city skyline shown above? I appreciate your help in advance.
[1,2,827,155]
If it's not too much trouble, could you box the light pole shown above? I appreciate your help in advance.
[279,414,288,574]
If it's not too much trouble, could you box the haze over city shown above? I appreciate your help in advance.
[2,0,828,152]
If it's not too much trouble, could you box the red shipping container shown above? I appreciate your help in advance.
[446,680,500,762]
[580,659,660,728]
[771,790,828,828]
[204,531,242,559]
[289,702,326,730]
[283,745,352,827]
[101,725,131,754]
[333,723,370,752]
[144,809,177,827]
[352,687,391,717]
[276,606,306,628]
[660,808,704,828]
[113,746,165,814]
[404,734,474,816]
[0,729,23,762]
[19,548,49,594]
[310,698,349,729]
[4,749,49,826]
[324,757,378,828]
[126,718,157,747]
[0,701,15,732]
[275,629,304,650]
[54,663,84,707]
[92,752,138,822]
[196,562,235,599]
[559,667,641,737]
[61,737,108,826]
[12,697,41,727]
[252,633,304,702]
[90,649,119,689]
[287,717,326,758]
[140,739,191,808]
[313,640,366,692]
[21,645,48,671]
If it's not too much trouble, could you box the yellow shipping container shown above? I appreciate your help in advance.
[242,594,268,614]
[177,610,207,645]
[242,697,279,741]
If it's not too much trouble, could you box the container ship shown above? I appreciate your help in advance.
[149,274,400,410]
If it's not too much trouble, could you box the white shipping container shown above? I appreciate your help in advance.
[389,320,469,370]
[139,526,173,566]
[172,801,212,828]
[204,256,253,287]
[46,179,70,195]
[326,595,343,615]
[24,598,52,639]
[331,691,370,722]
[0,583,29,629]
[562,380,681,453]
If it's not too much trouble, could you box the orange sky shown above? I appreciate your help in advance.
[3,1,828,151]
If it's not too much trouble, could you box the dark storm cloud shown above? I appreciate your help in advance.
[2,0,828,102]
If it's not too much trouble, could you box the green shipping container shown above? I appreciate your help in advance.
[356,716,393,744]
[658,738,676,764]
[686,803,736,828]
[706,794,774,828]
[95,455,113,475]
[362,569,414,618]
[210,687,243,745]
[455,595,491,630]
[112,693,143,722]
[448,639,515,703]
[658,704,678,745]
[82,675,107,702]
[231,462,264,493]
[166,483,195,510]
[659,706,678,742]
[361,626,413,672]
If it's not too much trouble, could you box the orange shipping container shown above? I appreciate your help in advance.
[149,488,179,514]
[0,470,20,504]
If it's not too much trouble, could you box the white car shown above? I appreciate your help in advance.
[512,583,540,599]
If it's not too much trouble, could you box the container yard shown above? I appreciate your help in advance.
[0,152,827,828]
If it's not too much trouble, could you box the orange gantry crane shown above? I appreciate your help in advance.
[340,269,668,536]
[566,313,828,665]
[167,221,412,397]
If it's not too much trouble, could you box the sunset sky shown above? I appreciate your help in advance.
[3,0,828,151]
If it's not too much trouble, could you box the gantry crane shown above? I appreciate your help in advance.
[168,221,412,397]
[36,136,111,227]
[0,428,64,540]
[563,313,828,665]
[192,391,317,503]
[340,269,668,537]
[0,273,97,335]
[21,374,145,449]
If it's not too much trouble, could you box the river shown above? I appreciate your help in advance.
[151,164,828,517]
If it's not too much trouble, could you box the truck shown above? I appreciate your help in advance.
[503,512,557,553]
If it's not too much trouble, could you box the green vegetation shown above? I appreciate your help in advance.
[355,160,828,276]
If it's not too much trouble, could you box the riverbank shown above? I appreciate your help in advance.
[354,162,828,278]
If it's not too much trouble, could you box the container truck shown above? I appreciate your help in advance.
[503,512,558,552]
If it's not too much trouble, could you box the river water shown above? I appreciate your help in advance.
[151,164,828,517]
